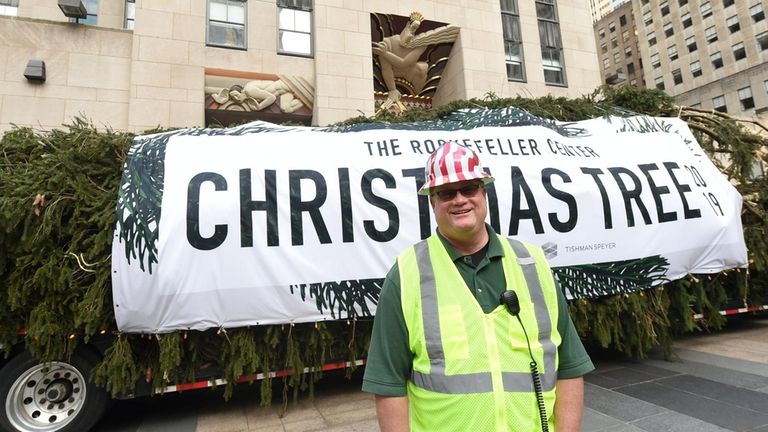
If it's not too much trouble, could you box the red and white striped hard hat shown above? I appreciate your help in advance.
[418,141,494,195]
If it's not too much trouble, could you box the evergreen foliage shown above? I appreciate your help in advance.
[1,87,766,403]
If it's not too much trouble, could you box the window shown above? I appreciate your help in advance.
[701,2,712,19]
[611,36,618,48]
[726,15,740,33]
[537,0,566,86]
[713,95,727,113]
[620,15,627,26]
[609,22,616,33]
[74,0,98,25]
[711,51,723,69]
[664,22,674,37]
[681,12,692,28]
[613,52,621,64]
[601,42,608,53]
[643,11,653,25]
[751,4,765,22]
[627,63,635,74]
[541,44,566,85]
[758,31,768,51]
[705,25,717,42]
[208,0,246,49]
[660,1,669,16]
[278,0,313,56]
[690,60,702,77]
[655,76,665,90]
[672,69,683,85]
[603,58,610,69]
[723,0,734,6]
[0,0,18,16]
[625,46,632,58]
[738,86,755,110]
[502,0,525,81]
[651,52,661,68]
[622,30,629,42]
[630,78,637,86]
[668,44,678,61]
[732,41,746,60]
[125,0,135,29]
[648,30,657,46]
[686,35,697,52]
[679,0,688,5]
[599,28,605,39]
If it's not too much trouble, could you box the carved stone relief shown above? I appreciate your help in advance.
[204,70,314,126]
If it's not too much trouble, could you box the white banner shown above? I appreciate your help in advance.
[112,112,747,333]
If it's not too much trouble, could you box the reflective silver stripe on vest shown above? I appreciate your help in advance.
[409,237,557,394]
[505,239,557,392]
[414,240,446,374]
[412,370,493,394]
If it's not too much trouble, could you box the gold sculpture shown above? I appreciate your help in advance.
[372,11,460,112]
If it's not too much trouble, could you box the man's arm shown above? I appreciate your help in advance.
[554,376,585,432]
[363,264,412,428]
[375,395,409,432]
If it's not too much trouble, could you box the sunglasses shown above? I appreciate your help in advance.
[431,183,484,201]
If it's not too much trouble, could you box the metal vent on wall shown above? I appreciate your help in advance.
[23,60,46,83]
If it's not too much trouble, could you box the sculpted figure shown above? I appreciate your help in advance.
[372,12,460,110]
[211,79,304,113]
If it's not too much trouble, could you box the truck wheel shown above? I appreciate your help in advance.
[0,348,109,432]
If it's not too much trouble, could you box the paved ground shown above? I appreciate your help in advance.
[583,317,768,432]
[93,315,768,432]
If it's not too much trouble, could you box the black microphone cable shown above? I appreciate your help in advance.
[501,290,550,432]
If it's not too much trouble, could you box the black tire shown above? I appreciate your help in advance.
[0,347,109,432]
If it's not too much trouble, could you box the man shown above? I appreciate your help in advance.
[363,142,594,431]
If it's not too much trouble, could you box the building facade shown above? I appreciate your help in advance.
[594,0,644,87]
[0,0,600,133]
[632,0,767,119]
[588,0,629,22]
[589,0,613,22]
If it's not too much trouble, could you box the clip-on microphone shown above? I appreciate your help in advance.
[500,290,521,316]
[499,290,549,432]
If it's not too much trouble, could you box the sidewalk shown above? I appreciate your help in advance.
[583,316,768,431]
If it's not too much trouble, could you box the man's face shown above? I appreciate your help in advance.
[430,180,488,243]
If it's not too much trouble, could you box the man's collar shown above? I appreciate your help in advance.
[436,224,503,262]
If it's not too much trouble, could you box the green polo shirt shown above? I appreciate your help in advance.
[362,227,594,397]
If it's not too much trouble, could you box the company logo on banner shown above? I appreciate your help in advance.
[111,108,747,333]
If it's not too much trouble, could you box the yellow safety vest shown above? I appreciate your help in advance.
[398,234,562,431]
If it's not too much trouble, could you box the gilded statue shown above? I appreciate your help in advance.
[372,11,460,111]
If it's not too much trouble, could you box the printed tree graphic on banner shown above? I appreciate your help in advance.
[554,256,671,298]
[326,106,590,138]
[116,135,166,273]
[290,279,383,319]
